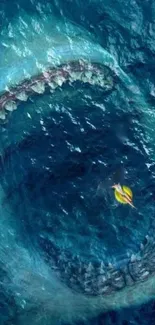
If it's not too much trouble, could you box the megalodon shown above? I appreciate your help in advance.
[0,4,155,325]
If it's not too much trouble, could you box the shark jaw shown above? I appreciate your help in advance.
[1,66,155,314]
[0,6,155,325]
[0,60,114,121]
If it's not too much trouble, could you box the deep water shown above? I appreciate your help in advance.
[0,0,155,324]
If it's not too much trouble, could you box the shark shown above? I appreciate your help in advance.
[0,2,155,325]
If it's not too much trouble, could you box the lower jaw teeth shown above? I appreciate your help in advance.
[105,77,113,88]
[69,71,83,81]
[84,71,92,79]
[81,74,88,83]
[89,76,97,85]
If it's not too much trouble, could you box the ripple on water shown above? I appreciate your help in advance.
[0,81,153,269]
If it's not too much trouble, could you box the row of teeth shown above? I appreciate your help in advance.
[55,235,152,296]
[0,69,113,120]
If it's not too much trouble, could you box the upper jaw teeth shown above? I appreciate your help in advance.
[53,75,66,87]
[0,100,17,120]
[48,81,58,90]
[76,71,107,87]
[4,101,17,112]
[31,81,45,94]
[16,91,28,101]
[48,82,57,89]
[0,64,114,121]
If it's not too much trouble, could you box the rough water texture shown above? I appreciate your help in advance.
[0,0,155,324]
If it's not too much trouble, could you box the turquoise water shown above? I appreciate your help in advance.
[0,0,155,324]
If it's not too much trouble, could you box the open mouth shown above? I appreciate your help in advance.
[0,60,114,121]
[0,58,155,300]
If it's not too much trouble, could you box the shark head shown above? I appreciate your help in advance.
[0,2,155,325]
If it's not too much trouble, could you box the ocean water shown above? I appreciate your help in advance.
[0,0,155,324]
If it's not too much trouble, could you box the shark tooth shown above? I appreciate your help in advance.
[105,76,113,88]
[31,81,45,94]
[140,243,144,250]
[89,75,97,85]
[87,262,94,273]
[16,91,28,101]
[69,71,82,81]
[75,71,82,80]
[54,75,66,87]
[98,261,105,274]
[108,262,114,269]
[81,73,88,83]
[84,71,92,80]
[4,101,17,111]
[130,254,137,262]
[99,80,105,87]
[48,81,58,89]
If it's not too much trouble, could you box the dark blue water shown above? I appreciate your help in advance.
[0,0,155,324]
[1,89,152,262]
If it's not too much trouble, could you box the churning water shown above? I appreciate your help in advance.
[0,0,155,324]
